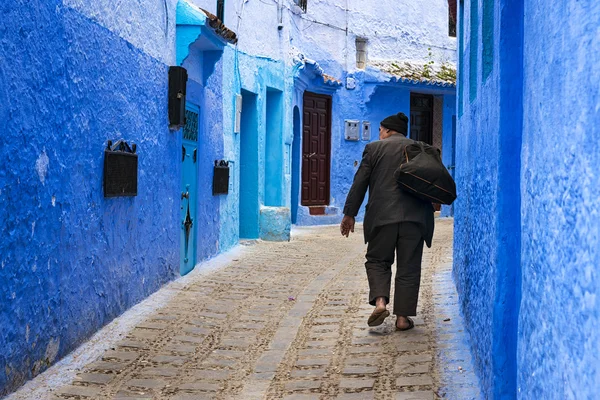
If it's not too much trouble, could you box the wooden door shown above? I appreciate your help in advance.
[410,93,434,144]
[302,92,332,206]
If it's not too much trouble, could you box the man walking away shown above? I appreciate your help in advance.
[340,112,434,331]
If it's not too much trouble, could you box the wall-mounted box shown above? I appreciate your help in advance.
[362,121,371,141]
[168,66,188,130]
[104,140,138,197]
[213,160,230,195]
[345,120,360,141]
[234,94,242,134]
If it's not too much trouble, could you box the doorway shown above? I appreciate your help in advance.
[410,93,434,144]
[301,92,332,207]
[180,105,199,275]
[239,90,259,239]
[291,106,301,223]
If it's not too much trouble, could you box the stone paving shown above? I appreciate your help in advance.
[6,219,480,400]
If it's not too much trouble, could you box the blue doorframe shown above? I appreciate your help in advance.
[239,90,259,239]
[180,104,199,275]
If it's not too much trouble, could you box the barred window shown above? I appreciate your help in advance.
[448,0,457,37]
[294,0,307,12]
[356,38,368,69]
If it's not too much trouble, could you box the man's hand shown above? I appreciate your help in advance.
[340,215,355,237]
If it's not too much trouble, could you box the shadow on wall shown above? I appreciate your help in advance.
[291,106,301,224]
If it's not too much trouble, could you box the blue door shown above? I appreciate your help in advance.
[180,106,199,275]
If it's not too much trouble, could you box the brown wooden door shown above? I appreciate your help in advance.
[302,92,332,206]
[410,93,434,144]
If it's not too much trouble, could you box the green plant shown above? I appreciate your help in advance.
[422,48,435,79]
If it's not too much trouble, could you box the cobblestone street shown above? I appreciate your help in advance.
[7,219,479,400]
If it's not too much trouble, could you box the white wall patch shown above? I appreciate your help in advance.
[35,151,49,185]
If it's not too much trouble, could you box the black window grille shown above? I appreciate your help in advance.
[294,0,307,12]
[183,110,198,142]
[217,0,225,21]
[448,0,457,37]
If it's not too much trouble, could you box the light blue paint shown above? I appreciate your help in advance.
[180,103,200,275]
[216,45,239,253]
[293,62,457,227]
[265,88,284,207]
[239,90,260,239]
[441,95,457,217]
[177,1,227,262]
[259,206,291,242]
[175,1,226,65]
[235,52,289,241]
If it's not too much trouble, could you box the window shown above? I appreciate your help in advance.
[448,0,457,37]
[217,0,225,21]
[482,0,494,80]
[356,38,368,69]
[294,0,307,12]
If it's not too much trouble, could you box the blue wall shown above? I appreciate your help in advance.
[239,90,260,239]
[455,0,600,398]
[0,0,178,394]
[265,89,284,207]
[518,0,600,398]
[293,66,457,227]
[454,0,511,396]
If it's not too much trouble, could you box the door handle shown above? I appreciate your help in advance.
[181,191,190,199]
[304,152,316,159]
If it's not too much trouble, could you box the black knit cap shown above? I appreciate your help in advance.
[381,112,409,134]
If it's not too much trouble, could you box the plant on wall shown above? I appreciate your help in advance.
[422,48,435,79]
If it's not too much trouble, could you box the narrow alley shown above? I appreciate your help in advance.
[7,220,479,400]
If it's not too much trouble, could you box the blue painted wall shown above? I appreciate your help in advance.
[265,89,284,207]
[455,0,600,398]
[293,69,457,227]
[239,90,260,239]
[518,0,600,398]
[453,0,508,396]
[0,0,458,394]
[0,0,178,394]
[441,95,457,217]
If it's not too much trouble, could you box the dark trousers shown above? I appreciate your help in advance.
[365,222,425,316]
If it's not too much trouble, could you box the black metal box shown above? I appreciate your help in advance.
[168,66,188,130]
[213,160,230,195]
[104,141,138,197]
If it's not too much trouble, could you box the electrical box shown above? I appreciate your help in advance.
[362,121,371,141]
[103,140,138,197]
[345,120,360,141]
[213,160,230,195]
[234,94,242,134]
[168,66,188,130]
